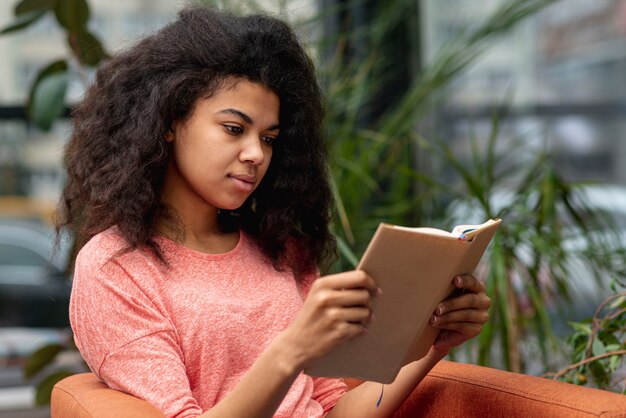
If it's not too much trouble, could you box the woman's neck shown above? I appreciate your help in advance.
[160,162,219,223]
[157,215,240,255]
[158,177,239,254]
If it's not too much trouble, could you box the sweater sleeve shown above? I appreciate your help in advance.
[312,376,348,415]
[70,247,203,418]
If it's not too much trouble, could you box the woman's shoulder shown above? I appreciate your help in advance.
[73,228,161,289]
[75,228,151,274]
[78,228,127,263]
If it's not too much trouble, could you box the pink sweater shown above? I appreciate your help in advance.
[70,229,347,418]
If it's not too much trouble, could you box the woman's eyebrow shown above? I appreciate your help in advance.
[217,108,279,130]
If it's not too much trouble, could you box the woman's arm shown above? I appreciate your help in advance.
[196,334,303,418]
[327,274,490,418]
[198,270,378,418]
[326,348,446,418]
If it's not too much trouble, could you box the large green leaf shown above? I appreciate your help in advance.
[54,0,90,32]
[35,370,74,405]
[0,10,46,35]
[23,343,64,379]
[68,29,108,66]
[27,59,69,131]
[592,338,607,357]
[15,0,55,15]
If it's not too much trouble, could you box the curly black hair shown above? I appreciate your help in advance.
[58,6,336,278]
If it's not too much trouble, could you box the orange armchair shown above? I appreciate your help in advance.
[52,360,626,417]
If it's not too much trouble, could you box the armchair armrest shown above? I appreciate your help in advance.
[393,360,626,417]
[51,373,165,418]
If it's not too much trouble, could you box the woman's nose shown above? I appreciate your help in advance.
[239,135,265,165]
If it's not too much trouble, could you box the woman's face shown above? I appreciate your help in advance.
[163,79,280,215]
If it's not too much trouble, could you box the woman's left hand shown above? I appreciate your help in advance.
[430,274,490,355]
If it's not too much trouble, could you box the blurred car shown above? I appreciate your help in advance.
[0,215,78,417]
[0,218,71,328]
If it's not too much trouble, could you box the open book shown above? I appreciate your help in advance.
[305,218,502,383]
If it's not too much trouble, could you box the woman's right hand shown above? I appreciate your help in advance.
[277,270,379,370]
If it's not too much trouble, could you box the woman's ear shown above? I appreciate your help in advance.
[165,125,175,142]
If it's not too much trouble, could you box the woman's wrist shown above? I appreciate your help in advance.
[424,346,448,366]
[266,330,308,377]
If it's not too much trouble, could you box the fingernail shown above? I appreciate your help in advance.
[436,305,444,315]
[376,287,383,296]
[431,314,438,324]
[455,276,463,286]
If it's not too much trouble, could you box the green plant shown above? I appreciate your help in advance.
[547,278,626,392]
[0,0,108,131]
[310,0,626,377]
[412,109,626,373]
[22,337,79,405]
[317,0,561,271]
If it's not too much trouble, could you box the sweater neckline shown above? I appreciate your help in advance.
[155,230,245,261]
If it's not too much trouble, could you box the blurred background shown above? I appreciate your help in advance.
[0,0,625,416]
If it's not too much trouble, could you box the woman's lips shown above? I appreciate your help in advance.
[229,173,257,192]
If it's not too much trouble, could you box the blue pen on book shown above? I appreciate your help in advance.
[458,228,476,241]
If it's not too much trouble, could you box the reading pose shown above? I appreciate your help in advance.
[60,6,491,418]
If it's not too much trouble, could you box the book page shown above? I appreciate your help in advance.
[392,219,500,241]
[451,219,500,241]
[390,226,456,238]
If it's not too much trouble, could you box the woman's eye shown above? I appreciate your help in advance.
[261,136,277,145]
[224,125,243,135]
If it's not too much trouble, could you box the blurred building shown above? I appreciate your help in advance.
[538,0,626,182]
[0,1,177,206]
[0,0,625,205]
[423,0,626,184]
[0,0,176,103]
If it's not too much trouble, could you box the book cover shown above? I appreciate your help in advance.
[305,219,501,383]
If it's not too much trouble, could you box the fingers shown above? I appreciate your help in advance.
[329,288,373,308]
[453,274,486,294]
[431,274,490,331]
[284,270,379,366]
[430,305,488,349]
[310,270,379,310]
[306,269,378,330]
[429,275,491,354]
[431,306,489,327]
[436,292,490,316]
[326,306,373,327]
[436,275,490,315]
[315,270,379,295]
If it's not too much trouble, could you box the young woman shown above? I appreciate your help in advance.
[60,6,490,418]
